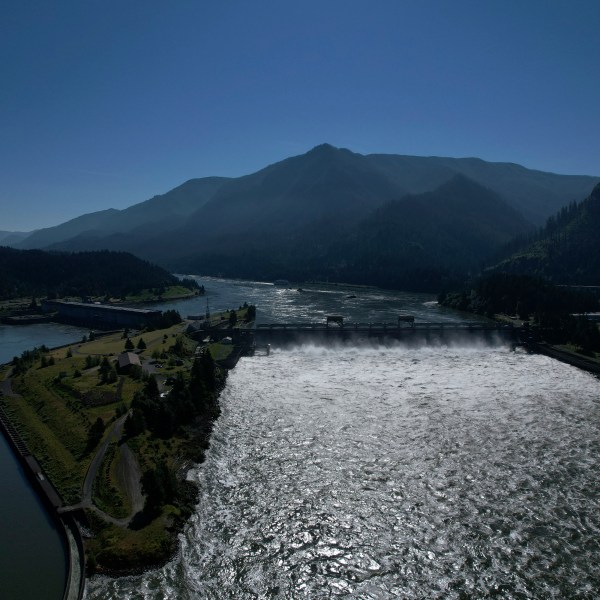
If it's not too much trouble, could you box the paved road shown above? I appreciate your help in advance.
[0,368,17,397]
[61,412,144,526]
[81,413,128,504]
[3,353,145,527]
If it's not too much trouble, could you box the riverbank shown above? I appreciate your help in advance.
[0,403,85,599]
[530,342,600,375]
[0,305,253,583]
[0,285,202,322]
[489,314,600,376]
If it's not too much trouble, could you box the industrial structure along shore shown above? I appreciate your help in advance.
[41,300,162,329]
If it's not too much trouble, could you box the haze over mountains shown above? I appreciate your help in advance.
[8,144,600,291]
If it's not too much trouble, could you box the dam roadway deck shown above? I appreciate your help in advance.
[194,322,523,348]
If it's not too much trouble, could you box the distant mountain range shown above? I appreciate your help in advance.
[7,144,599,291]
[0,230,30,245]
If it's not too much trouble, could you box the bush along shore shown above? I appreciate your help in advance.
[439,272,600,372]
[0,305,253,576]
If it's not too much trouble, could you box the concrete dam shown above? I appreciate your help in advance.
[193,320,523,351]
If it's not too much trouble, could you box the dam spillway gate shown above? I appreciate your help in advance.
[192,322,523,351]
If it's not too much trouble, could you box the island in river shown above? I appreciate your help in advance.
[0,304,254,574]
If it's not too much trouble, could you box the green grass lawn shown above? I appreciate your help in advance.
[3,317,232,573]
[124,285,199,303]
[208,342,234,361]
[1,322,195,504]
[86,508,176,572]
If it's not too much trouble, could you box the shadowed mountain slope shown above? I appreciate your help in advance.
[493,182,600,285]
[18,177,230,250]
[16,145,599,291]
[0,247,180,299]
[366,153,598,225]
[173,175,533,291]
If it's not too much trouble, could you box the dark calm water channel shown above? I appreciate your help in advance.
[1,322,89,600]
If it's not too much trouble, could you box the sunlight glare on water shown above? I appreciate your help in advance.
[88,343,600,599]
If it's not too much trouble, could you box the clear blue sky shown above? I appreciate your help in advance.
[1,0,599,231]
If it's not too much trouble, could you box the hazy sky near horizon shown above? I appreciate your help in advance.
[1,1,599,231]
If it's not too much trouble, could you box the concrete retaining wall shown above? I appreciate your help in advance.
[0,405,85,600]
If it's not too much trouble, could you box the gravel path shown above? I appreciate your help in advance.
[61,412,144,526]
[115,442,144,517]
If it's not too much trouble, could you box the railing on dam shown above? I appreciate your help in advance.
[255,321,515,331]
[249,322,521,343]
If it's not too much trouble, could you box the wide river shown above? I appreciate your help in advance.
[88,280,599,599]
[2,279,599,599]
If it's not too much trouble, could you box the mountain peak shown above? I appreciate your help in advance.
[306,143,356,157]
[309,143,338,153]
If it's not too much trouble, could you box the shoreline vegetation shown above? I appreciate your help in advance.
[0,283,204,323]
[439,272,600,374]
[0,303,256,577]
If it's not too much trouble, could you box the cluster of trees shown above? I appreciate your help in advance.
[439,273,597,319]
[179,278,204,294]
[40,354,56,368]
[155,309,182,329]
[124,337,146,351]
[245,303,256,321]
[0,247,179,300]
[11,345,50,375]
[98,356,117,384]
[86,417,105,453]
[125,349,223,441]
[124,349,225,517]
[440,273,600,353]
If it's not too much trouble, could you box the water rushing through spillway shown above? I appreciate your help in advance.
[88,343,600,599]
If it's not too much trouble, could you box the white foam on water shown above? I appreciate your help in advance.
[87,346,600,599]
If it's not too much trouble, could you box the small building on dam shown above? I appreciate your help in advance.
[42,299,162,329]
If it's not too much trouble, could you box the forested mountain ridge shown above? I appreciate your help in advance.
[10,144,599,292]
[171,175,533,292]
[0,247,181,300]
[15,144,598,255]
[492,182,600,284]
[365,153,598,225]
[324,175,533,290]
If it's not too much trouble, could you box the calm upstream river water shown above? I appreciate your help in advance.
[2,279,599,599]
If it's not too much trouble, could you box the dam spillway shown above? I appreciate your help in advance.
[255,322,520,347]
[194,322,522,349]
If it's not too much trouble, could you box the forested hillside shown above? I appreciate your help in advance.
[324,175,532,290]
[493,183,600,284]
[0,247,183,300]
[173,175,533,292]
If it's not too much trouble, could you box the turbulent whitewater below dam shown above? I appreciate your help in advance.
[89,341,600,599]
